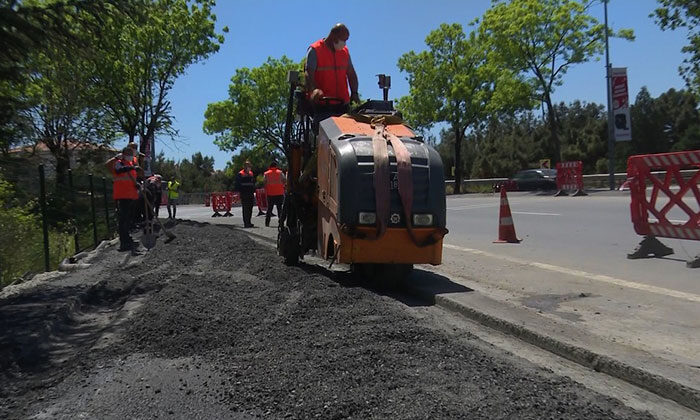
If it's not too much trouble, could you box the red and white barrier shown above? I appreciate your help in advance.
[627,150,700,267]
[211,192,233,217]
[555,161,586,196]
[255,188,268,215]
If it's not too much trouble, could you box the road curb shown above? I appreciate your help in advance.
[405,284,700,413]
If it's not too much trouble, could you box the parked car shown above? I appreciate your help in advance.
[494,169,558,192]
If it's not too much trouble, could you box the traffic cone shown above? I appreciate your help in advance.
[494,188,521,243]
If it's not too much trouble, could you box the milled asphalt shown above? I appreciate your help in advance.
[176,191,700,412]
[0,223,662,419]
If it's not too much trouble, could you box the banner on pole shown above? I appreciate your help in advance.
[611,68,632,142]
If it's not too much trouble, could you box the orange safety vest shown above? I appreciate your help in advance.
[310,39,350,104]
[113,158,138,200]
[264,168,285,196]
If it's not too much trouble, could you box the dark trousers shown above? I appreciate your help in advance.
[117,199,135,248]
[265,195,284,226]
[241,193,254,226]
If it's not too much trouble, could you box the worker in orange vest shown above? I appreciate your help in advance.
[263,161,286,227]
[112,147,141,254]
[305,23,359,115]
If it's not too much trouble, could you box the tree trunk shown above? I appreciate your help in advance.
[54,148,69,185]
[544,94,561,164]
[453,125,463,195]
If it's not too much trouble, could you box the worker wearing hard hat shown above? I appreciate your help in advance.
[305,23,360,111]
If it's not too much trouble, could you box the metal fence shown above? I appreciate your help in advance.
[22,164,116,277]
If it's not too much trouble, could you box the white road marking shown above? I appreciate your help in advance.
[512,211,561,216]
[443,244,700,303]
[447,201,524,211]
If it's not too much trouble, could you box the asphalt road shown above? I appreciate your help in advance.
[445,190,699,293]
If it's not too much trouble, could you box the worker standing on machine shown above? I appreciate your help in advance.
[235,160,256,228]
[263,161,286,227]
[305,23,360,113]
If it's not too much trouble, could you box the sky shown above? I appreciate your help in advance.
[146,0,691,170]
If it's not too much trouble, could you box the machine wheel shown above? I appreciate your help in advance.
[278,227,300,266]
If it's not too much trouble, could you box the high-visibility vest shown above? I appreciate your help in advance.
[168,181,180,199]
[113,158,138,200]
[310,39,350,104]
[264,168,284,196]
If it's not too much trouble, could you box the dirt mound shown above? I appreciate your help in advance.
[0,223,654,419]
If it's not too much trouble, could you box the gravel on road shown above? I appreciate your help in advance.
[0,221,655,419]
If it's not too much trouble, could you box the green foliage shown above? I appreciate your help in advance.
[89,0,226,146]
[203,56,302,155]
[654,0,700,97]
[153,152,232,193]
[0,174,72,286]
[397,23,529,193]
[478,0,634,162]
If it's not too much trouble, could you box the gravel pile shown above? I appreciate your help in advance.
[0,222,654,419]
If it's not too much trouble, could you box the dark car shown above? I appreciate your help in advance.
[494,169,558,192]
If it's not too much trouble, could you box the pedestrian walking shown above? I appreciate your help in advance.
[263,161,286,227]
[167,179,180,219]
[235,160,256,228]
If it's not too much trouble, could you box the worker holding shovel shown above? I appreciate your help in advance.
[112,147,142,255]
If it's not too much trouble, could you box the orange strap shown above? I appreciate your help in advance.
[364,121,448,247]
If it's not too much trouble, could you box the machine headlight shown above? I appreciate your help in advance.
[358,212,376,225]
[413,214,434,226]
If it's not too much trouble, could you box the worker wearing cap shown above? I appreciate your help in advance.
[263,161,286,227]
[167,179,180,219]
[235,160,256,228]
[305,23,360,112]
[112,147,141,254]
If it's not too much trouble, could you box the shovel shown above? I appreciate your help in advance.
[141,194,157,249]
[128,173,177,247]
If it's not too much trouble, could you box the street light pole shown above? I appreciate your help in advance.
[605,0,615,190]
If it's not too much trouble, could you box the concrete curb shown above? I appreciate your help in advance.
[405,284,700,414]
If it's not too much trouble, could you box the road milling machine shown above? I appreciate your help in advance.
[277,72,448,280]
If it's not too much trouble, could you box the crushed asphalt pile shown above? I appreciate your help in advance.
[0,222,656,419]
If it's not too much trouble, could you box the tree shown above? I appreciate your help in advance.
[0,1,133,155]
[478,0,634,164]
[89,0,227,149]
[22,47,116,183]
[654,0,700,97]
[397,23,528,194]
[203,56,301,156]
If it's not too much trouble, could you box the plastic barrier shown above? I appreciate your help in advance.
[204,193,210,207]
[211,192,233,217]
[555,161,586,196]
[627,150,700,268]
[255,188,268,216]
[226,191,241,208]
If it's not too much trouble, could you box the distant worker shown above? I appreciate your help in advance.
[263,161,286,227]
[235,160,256,228]
[305,23,360,114]
[112,147,141,254]
[146,174,163,218]
[167,179,180,219]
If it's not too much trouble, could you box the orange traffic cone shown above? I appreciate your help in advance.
[494,188,521,243]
